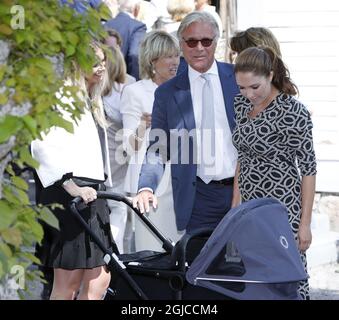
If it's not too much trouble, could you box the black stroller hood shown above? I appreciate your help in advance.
[186,198,308,300]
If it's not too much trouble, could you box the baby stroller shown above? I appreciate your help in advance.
[70,191,227,300]
[186,198,308,300]
[70,193,307,300]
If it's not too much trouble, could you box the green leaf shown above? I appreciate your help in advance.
[19,147,39,169]
[39,207,59,230]
[18,223,39,244]
[3,186,30,205]
[22,115,37,135]
[14,30,26,44]
[0,115,23,143]
[31,58,53,73]
[11,176,28,191]
[26,217,44,241]
[25,30,36,47]
[49,29,63,43]
[0,3,11,15]
[1,228,22,247]
[65,31,79,46]
[15,188,30,205]
[0,201,16,229]
[97,3,113,21]
[0,243,12,258]
[21,252,40,265]
[5,78,15,87]
[0,65,6,82]
[6,164,15,176]
[2,185,21,205]
[0,24,13,35]
[0,261,4,279]
[65,44,76,57]
[35,113,50,133]
[49,112,74,133]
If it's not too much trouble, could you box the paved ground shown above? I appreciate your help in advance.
[1,262,338,300]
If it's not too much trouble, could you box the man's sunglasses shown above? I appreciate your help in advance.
[183,38,215,48]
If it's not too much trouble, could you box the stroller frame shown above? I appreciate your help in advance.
[69,191,220,300]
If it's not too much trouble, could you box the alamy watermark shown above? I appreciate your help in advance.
[10,265,25,290]
[0,265,25,299]
[114,127,237,178]
[10,5,25,30]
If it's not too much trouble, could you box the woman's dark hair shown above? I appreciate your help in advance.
[230,27,282,57]
[234,46,298,96]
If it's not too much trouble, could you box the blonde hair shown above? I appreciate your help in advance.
[167,0,195,22]
[102,45,126,96]
[88,79,108,128]
[139,30,180,80]
[69,44,109,128]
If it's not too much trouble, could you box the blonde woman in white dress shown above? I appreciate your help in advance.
[120,30,183,251]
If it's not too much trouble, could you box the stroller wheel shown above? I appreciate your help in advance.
[169,275,185,292]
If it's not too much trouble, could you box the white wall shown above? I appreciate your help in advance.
[237,0,339,192]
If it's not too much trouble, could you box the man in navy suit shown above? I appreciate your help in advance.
[105,0,146,80]
[133,11,239,232]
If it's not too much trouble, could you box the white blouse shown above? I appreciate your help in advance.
[120,78,158,193]
[31,97,106,188]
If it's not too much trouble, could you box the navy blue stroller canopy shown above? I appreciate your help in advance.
[186,198,308,300]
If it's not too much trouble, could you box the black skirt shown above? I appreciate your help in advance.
[36,182,115,270]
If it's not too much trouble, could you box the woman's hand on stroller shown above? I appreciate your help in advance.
[132,190,158,214]
[62,179,97,204]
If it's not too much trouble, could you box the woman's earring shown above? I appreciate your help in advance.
[151,62,156,75]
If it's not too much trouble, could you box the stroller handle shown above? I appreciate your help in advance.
[97,191,175,253]
[71,191,175,253]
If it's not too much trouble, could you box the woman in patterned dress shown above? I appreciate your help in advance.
[231,47,317,299]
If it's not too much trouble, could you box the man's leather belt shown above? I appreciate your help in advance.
[197,176,234,186]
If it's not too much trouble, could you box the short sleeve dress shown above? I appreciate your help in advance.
[232,92,317,299]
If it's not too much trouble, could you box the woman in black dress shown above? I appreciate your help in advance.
[231,47,317,299]
[32,44,114,300]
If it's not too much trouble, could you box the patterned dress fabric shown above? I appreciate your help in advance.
[232,92,317,299]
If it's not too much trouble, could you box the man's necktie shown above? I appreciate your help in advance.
[200,73,215,183]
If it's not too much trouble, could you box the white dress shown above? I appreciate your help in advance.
[120,78,183,251]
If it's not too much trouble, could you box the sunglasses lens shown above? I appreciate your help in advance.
[186,39,199,48]
[184,38,214,48]
[201,39,213,47]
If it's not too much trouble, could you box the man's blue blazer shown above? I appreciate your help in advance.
[138,61,239,230]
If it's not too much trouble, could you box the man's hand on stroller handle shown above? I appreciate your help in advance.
[132,190,158,214]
